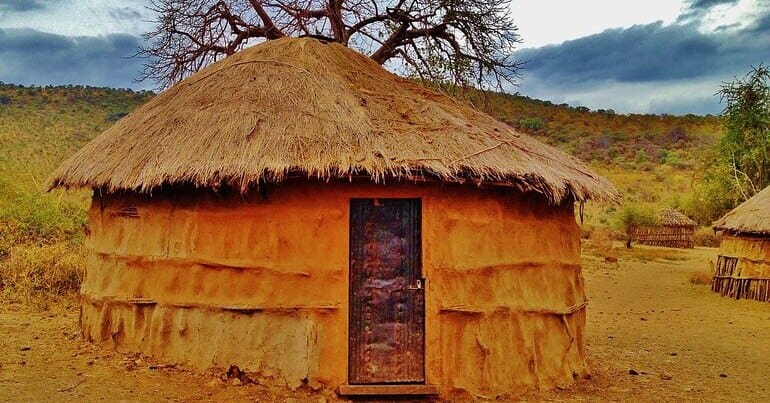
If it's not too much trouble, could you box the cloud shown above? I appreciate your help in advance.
[687,0,739,10]
[109,7,143,21]
[0,28,148,89]
[0,0,48,12]
[514,8,769,114]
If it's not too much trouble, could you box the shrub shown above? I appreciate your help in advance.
[105,111,129,122]
[689,271,713,285]
[614,203,659,248]
[519,117,545,131]
[693,227,721,247]
[0,191,87,243]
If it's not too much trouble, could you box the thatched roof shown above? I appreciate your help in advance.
[660,209,697,228]
[713,186,770,235]
[49,37,617,203]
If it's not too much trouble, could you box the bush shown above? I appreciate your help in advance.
[689,271,713,285]
[1,192,87,242]
[693,227,721,247]
[105,111,129,122]
[519,117,545,131]
[614,203,659,248]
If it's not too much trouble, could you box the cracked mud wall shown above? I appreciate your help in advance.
[81,182,588,397]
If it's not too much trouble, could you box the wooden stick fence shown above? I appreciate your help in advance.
[634,226,695,249]
[711,255,770,303]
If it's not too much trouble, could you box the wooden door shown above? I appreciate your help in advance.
[349,198,424,384]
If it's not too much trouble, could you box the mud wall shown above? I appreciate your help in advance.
[81,182,588,398]
[719,234,770,278]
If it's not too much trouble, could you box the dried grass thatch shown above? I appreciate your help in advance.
[713,186,770,235]
[659,209,697,228]
[49,37,617,204]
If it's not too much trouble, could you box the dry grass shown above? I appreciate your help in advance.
[584,228,616,255]
[50,37,617,204]
[0,239,85,304]
[613,246,688,262]
[693,226,721,247]
[690,271,714,285]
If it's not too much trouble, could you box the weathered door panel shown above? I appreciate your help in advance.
[349,199,424,384]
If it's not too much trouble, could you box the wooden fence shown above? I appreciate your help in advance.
[635,226,695,249]
[711,255,770,303]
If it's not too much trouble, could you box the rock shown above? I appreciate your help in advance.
[230,378,242,386]
[629,369,639,376]
[20,346,31,351]
[660,372,673,380]
[640,317,648,321]
[86,360,94,366]
[605,256,619,263]
[719,373,728,378]
[227,365,243,379]
[206,378,220,388]
[669,352,678,356]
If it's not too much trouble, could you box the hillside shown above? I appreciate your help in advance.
[0,83,724,232]
[462,89,722,225]
[0,84,152,238]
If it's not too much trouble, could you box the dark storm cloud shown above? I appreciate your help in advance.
[0,28,147,89]
[687,0,739,10]
[0,0,43,12]
[516,21,768,86]
[109,7,143,20]
[514,8,770,114]
[0,0,48,12]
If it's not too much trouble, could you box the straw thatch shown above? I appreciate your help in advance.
[713,186,770,235]
[659,209,697,228]
[49,37,617,203]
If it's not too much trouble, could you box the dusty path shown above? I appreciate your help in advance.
[548,246,770,402]
[2,246,770,402]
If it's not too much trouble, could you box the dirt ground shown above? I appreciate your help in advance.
[2,245,770,402]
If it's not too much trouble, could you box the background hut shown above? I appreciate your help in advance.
[50,37,617,399]
[635,209,697,248]
[712,186,770,302]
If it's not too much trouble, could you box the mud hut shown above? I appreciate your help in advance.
[635,209,697,248]
[50,37,617,399]
[712,186,770,302]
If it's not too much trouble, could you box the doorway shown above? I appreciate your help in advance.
[348,198,424,384]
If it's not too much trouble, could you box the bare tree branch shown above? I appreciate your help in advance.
[138,0,523,90]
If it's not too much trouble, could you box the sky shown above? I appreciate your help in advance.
[0,0,768,115]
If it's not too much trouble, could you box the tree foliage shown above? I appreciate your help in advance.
[139,0,523,88]
[614,204,658,249]
[684,65,770,223]
[717,65,770,199]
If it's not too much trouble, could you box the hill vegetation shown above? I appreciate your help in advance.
[457,89,723,226]
[0,83,151,302]
[0,82,724,299]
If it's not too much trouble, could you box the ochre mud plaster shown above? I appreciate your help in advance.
[81,182,588,398]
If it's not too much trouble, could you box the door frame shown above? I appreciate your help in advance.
[347,198,426,385]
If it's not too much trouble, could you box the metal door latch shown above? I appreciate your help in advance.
[408,279,424,290]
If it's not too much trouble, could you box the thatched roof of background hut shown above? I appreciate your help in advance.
[49,37,617,204]
[660,209,697,228]
[713,186,770,235]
